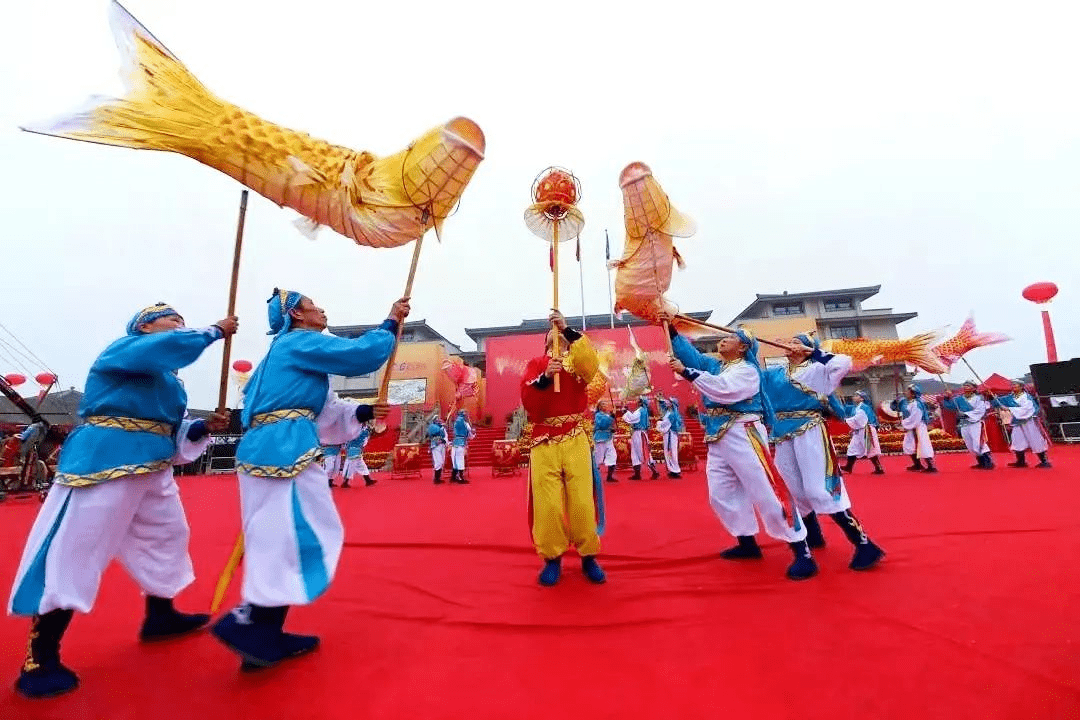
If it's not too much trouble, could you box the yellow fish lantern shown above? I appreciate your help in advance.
[611,162,697,327]
[585,343,617,407]
[821,332,949,375]
[23,2,485,248]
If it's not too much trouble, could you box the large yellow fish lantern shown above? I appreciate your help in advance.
[611,162,697,332]
[23,1,485,248]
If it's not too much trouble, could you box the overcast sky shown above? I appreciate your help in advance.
[2,0,1077,409]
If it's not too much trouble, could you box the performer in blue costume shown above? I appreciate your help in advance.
[592,399,617,483]
[890,384,938,473]
[342,425,374,488]
[621,395,659,480]
[9,303,236,699]
[657,396,684,478]
[761,335,884,571]
[843,391,885,475]
[427,416,449,484]
[941,382,995,469]
[449,409,474,484]
[664,319,817,581]
[989,380,1052,468]
[211,289,408,670]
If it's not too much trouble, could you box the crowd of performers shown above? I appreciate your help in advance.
[4,297,1054,700]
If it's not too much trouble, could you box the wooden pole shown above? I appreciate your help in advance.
[373,236,424,431]
[551,222,561,393]
[960,357,987,387]
[672,313,790,351]
[216,190,248,413]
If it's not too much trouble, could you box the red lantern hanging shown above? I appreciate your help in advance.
[35,372,57,386]
[533,168,579,209]
[4,373,26,387]
[232,359,253,373]
[1022,282,1058,304]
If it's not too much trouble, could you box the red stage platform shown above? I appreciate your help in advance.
[1,448,1078,719]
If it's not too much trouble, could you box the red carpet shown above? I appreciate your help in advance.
[2,449,1079,720]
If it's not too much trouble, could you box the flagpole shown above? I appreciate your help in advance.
[578,233,586,331]
[605,229,614,329]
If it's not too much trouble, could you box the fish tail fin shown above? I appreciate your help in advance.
[21,1,222,152]
[904,331,948,374]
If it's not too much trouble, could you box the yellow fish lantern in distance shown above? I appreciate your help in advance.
[611,162,698,331]
[821,331,949,375]
[23,1,485,248]
[931,316,1009,370]
[585,343,617,407]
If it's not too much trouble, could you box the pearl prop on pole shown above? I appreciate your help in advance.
[524,167,585,393]
[1022,282,1059,363]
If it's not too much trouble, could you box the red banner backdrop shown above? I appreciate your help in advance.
[484,325,704,426]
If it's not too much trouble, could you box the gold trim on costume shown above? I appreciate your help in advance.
[250,408,316,428]
[525,414,587,448]
[236,447,321,478]
[85,415,173,437]
[771,410,825,443]
[55,459,173,487]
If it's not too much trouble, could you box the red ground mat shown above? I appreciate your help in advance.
[1,449,1078,720]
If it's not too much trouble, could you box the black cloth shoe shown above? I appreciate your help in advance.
[364,475,376,486]
[630,465,642,480]
[341,479,351,488]
[667,472,681,479]
[871,457,885,475]
[328,478,336,487]
[451,469,469,484]
[211,605,289,669]
[15,609,79,699]
[1007,451,1028,468]
[650,465,660,480]
[538,557,562,586]
[720,535,762,560]
[606,466,617,483]
[906,455,923,471]
[849,541,885,571]
[238,607,319,672]
[923,459,939,473]
[433,469,444,484]
[803,512,826,549]
[581,556,607,584]
[982,453,995,469]
[843,457,857,473]
[1036,452,1052,469]
[139,596,210,642]
[786,541,818,581]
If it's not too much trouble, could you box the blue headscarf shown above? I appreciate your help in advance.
[794,332,819,350]
[267,288,303,336]
[855,390,879,426]
[906,383,931,423]
[733,328,777,428]
[126,302,181,335]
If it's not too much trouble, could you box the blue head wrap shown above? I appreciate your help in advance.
[732,328,777,428]
[794,332,819,350]
[267,288,303,336]
[905,384,931,422]
[126,303,181,335]
[856,390,871,403]
[854,391,879,426]
[668,396,679,411]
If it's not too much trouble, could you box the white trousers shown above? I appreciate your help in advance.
[902,425,935,458]
[344,456,370,478]
[593,439,616,467]
[451,446,467,471]
[846,425,881,458]
[663,431,681,474]
[1010,421,1049,453]
[959,422,990,456]
[322,454,340,478]
[238,463,343,607]
[774,425,852,517]
[630,430,654,467]
[431,444,446,469]
[9,469,194,616]
[705,422,806,543]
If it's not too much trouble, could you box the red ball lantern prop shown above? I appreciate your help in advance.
[532,168,579,213]
[4,373,26,387]
[35,373,57,386]
[1022,282,1059,363]
[232,359,253,373]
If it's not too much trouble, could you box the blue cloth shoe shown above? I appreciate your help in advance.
[786,542,819,581]
[850,541,885,571]
[538,557,562,586]
[139,596,209,642]
[211,606,288,668]
[581,556,607,584]
[15,662,79,699]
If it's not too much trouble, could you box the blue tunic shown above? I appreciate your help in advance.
[664,408,685,434]
[593,411,614,442]
[236,324,396,478]
[452,416,472,447]
[761,367,830,441]
[54,326,222,487]
[345,428,369,458]
[671,335,762,441]
[632,403,650,431]
[427,422,447,449]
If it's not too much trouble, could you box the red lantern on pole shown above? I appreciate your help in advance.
[4,373,26,387]
[1022,282,1059,363]
[232,359,253,373]
[35,373,57,386]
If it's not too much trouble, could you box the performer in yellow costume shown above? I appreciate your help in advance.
[520,311,606,586]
